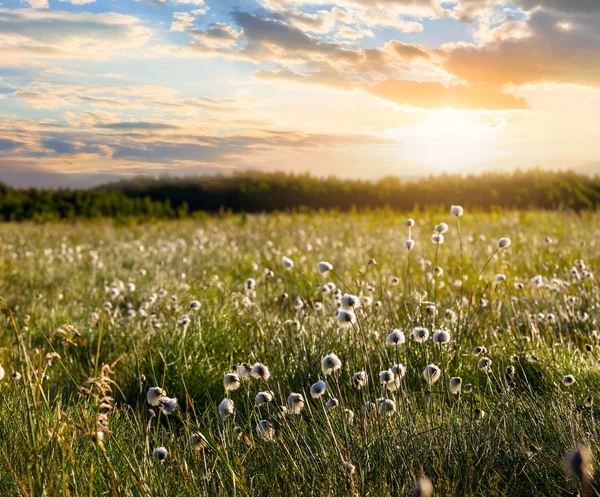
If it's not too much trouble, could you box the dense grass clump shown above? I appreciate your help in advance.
[0,210,599,496]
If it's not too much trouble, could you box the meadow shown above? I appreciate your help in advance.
[0,209,599,496]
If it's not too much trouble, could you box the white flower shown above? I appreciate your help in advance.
[432,329,451,344]
[325,398,339,410]
[310,380,327,399]
[405,218,415,227]
[341,294,360,310]
[321,353,342,376]
[377,398,396,416]
[472,346,487,355]
[432,234,445,245]
[434,223,449,234]
[451,205,464,217]
[224,373,241,391]
[246,278,256,290]
[255,391,273,406]
[256,420,275,441]
[282,256,294,270]
[147,387,165,406]
[0,365,4,381]
[189,300,201,311]
[404,239,415,251]
[152,447,168,461]
[423,364,441,384]
[287,393,305,415]
[218,398,235,420]
[317,261,333,274]
[477,357,493,372]
[336,310,356,328]
[562,374,576,386]
[449,377,462,394]
[352,371,368,390]
[126,282,136,292]
[343,409,355,424]
[474,408,485,421]
[411,327,429,343]
[498,237,511,249]
[233,362,252,378]
[413,478,433,497]
[250,362,271,382]
[386,329,406,346]
[391,363,406,379]
[159,396,178,415]
[189,432,208,450]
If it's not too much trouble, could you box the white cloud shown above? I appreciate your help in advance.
[170,12,195,32]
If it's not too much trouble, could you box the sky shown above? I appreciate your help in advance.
[0,0,599,187]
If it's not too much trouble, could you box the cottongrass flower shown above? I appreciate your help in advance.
[405,218,415,227]
[255,391,274,406]
[565,446,594,490]
[0,365,4,381]
[368,258,377,266]
[321,353,342,375]
[246,278,256,290]
[451,205,464,217]
[353,371,368,390]
[250,362,271,382]
[423,364,441,384]
[412,327,429,343]
[497,237,511,249]
[287,393,305,415]
[218,398,235,420]
[477,357,493,372]
[147,387,165,406]
[336,310,356,328]
[325,398,339,410]
[317,261,333,274]
[473,346,487,356]
[152,447,168,462]
[282,256,294,269]
[159,396,178,415]
[413,477,433,497]
[449,377,462,394]
[342,460,356,478]
[310,380,327,399]
[431,234,444,244]
[562,374,576,386]
[189,432,208,450]
[391,363,406,379]
[256,420,275,441]
[386,329,406,346]
[380,370,397,391]
[343,409,355,424]
[434,222,449,234]
[474,407,485,421]
[189,300,201,311]
[341,293,361,310]
[12,372,21,381]
[404,239,415,251]
[233,362,252,378]
[377,398,396,417]
[224,373,241,391]
[433,328,450,344]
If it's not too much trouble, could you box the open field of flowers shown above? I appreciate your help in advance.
[1,210,599,496]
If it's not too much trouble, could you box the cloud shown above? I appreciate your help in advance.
[171,12,195,32]
[25,0,49,8]
[94,121,181,130]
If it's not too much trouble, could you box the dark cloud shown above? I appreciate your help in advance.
[0,138,24,152]
[42,138,78,154]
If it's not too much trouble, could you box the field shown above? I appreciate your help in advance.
[1,210,599,496]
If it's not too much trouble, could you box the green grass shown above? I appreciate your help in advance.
[1,210,599,496]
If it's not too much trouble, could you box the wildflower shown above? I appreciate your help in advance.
[255,391,273,406]
[434,222,449,234]
[342,460,356,478]
[449,377,462,394]
[498,237,511,249]
[147,387,165,406]
[423,364,441,384]
[368,258,377,266]
[336,310,356,328]
[431,234,444,245]
[0,365,4,381]
[584,396,594,408]
[159,397,178,415]
[432,329,450,344]
[380,370,396,390]
[565,446,594,485]
[478,357,493,372]
[353,371,368,390]
[126,282,136,292]
[232,363,252,378]
[451,205,464,217]
[473,346,487,355]
[256,420,275,441]
[405,218,415,227]
[287,393,305,415]
[404,239,415,250]
[386,329,406,346]
[377,398,396,416]
[390,276,400,285]
[474,408,485,421]
[224,373,241,391]
[282,256,294,269]
[413,477,433,497]
[343,409,355,424]
[391,363,406,379]
[314,302,323,312]
[189,432,208,450]
[218,398,235,420]
[412,327,429,343]
[12,372,21,381]
[585,344,593,353]
[250,363,271,382]
[310,380,327,399]
[321,353,342,375]
[317,262,333,274]
[341,294,360,310]
[562,375,576,386]
[326,398,339,410]
[152,447,168,462]
[189,300,201,311]
[246,278,256,290]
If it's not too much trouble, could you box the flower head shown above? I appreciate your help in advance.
[147,387,165,407]
[317,262,333,274]
[498,237,511,249]
[341,294,361,310]
[449,377,462,394]
[224,373,241,391]
[423,364,441,384]
[250,362,271,382]
[255,391,273,406]
[386,329,406,346]
[282,256,294,269]
[310,380,327,399]
[336,310,356,328]
[287,393,305,415]
[321,353,342,376]
[218,398,235,420]
[411,327,430,343]
[152,447,168,462]
[451,205,464,217]
[159,396,178,415]
[352,371,368,390]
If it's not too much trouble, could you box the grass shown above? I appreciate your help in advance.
[0,209,599,496]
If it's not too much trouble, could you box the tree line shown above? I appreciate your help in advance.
[1,169,599,221]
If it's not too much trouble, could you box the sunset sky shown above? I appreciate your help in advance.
[0,0,599,187]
